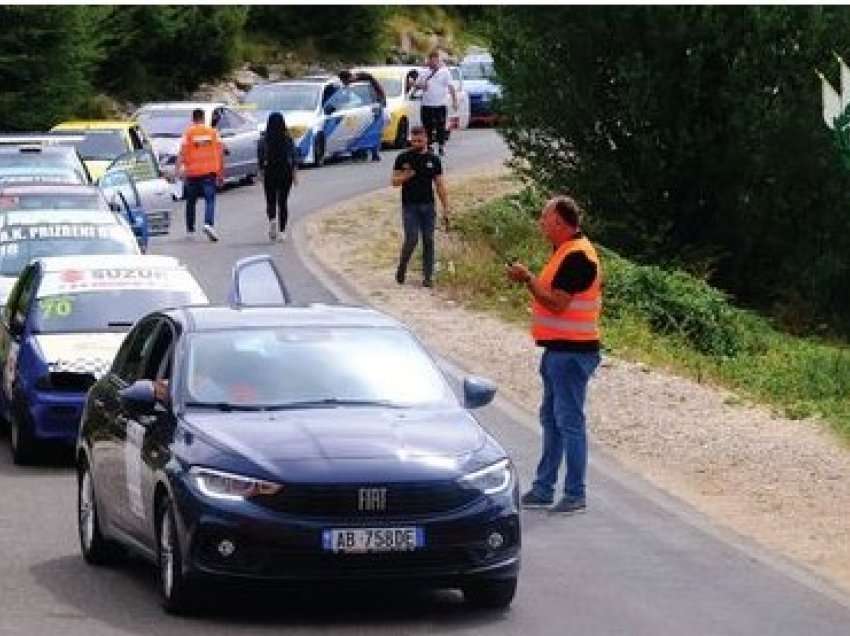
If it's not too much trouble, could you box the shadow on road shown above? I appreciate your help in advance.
[31,555,512,633]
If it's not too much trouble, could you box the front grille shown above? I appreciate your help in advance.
[147,209,171,235]
[254,481,480,519]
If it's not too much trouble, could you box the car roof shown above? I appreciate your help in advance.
[137,102,226,112]
[0,145,78,155]
[0,183,100,195]
[250,79,333,89]
[52,121,133,131]
[173,304,403,332]
[36,254,183,273]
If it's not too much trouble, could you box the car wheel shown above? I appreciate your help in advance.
[241,173,255,185]
[312,134,325,168]
[394,117,409,149]
[158,496,199,614]
[462,578,517,609]
[78,460,120,565]
[9,405,36,465]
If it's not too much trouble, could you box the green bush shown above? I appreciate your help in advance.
[443,189,850,438]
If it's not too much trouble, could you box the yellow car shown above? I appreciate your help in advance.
[50,121,154,181]
[355,65,423,149]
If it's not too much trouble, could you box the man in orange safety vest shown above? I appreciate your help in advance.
[176,108,224,242]
[506,196,601,515]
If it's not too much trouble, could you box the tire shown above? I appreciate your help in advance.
[158,496,200,614]
[462,578,517,609]
[241,173,255,186]
[311,134,325,168]
[78,460,120,565]
[393,117,409,149]
[9,402,36,465]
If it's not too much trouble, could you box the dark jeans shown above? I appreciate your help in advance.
[184,175,216,232]
[421,105,447,148]
[398,203,436,281]
[263,175,293,231]
[531,349,601,500]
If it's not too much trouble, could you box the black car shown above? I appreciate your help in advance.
[76,257,520,613]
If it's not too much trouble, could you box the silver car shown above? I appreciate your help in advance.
[133,102,260,185]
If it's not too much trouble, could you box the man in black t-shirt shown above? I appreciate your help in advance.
[391,126,451,287]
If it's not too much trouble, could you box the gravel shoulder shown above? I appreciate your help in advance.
[304,168,850,595]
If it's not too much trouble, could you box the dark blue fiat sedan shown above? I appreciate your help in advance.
[76,259,520,613]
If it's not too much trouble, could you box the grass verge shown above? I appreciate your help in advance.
[432,178,850,442]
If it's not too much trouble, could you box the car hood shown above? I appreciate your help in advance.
[183,407,487,480]
[465,80,501,96]
[253,110,316,133]
[84,160,112,182]
[33,332,127,378]
[150,137,181,158]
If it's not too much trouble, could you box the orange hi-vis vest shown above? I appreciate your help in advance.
[180,124,223,178]
[531,235,602,342]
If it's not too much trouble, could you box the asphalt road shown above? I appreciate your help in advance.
[2,130,850,635]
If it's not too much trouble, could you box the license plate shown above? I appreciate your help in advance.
[322,527,424,554]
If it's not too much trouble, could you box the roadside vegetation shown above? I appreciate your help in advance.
[437,182,850,441]
[0,6,482,129]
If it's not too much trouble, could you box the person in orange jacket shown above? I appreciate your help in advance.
[176,108,224,242]
[506,196,602,515]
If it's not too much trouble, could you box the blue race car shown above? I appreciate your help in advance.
[0,255,207,463]
[76,256,520,614]
[242,77,386,167]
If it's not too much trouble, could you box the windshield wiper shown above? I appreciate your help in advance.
[265,398,405,410]
[184,401,264,412]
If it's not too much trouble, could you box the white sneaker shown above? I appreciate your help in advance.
[203,224,219,242]
[280,229,287,241]
[269,220,278,242]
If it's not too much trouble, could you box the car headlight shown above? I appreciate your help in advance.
[458,458,514,495]
[190,466,283,501]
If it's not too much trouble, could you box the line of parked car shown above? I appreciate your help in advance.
[0,55,518,616]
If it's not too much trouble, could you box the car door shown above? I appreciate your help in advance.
[221,108,259,178]
[103,151,173,236]
[350,82,383,152]
[322,87,360,155]
[0,265,37,421]
[99,317,162,535]
[212,107,238,180]
[124,319,179,546]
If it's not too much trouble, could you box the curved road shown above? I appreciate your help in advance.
[1,130,849,635]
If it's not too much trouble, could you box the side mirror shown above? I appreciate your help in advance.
[119,380,156,413]
[463,376,497,409]
[229,254,290,307]
[324,104,336,115]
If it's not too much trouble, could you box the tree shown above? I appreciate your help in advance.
[247,6,388,61]
[96,6,248,102]
[0,6,103,130]
[488,7,850,330]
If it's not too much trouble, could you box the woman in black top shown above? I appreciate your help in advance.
[257,112,298,241]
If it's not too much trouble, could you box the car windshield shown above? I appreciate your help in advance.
[461,62,495,80]
[74,131,127,161]
[136,110,196,137]
[243,85,321,112]
[34,289,202,333]
[376,77,403,98]
[0,192,106,211]
[0,211,138,276]
[0,151,79,171]
[184,327,454,409]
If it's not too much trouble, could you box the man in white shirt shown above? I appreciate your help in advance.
[415,50,458,156]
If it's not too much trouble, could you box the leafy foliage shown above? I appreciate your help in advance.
[0,6,103,130]
[487,7,850,333]
[96,6,248,101]
[248,6,389,61]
